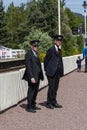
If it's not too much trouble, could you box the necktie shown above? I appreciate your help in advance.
[57,47,60,55]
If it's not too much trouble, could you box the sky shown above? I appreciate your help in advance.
[3,0,28,10]
[65,0,85,15]
[3,0,86,15]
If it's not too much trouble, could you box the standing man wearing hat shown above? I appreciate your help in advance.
[23,40,44,113]
[44,35,64,109]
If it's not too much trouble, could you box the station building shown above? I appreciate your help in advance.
[0,46,25,59]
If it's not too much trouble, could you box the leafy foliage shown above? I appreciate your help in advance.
[20,28,53,53]
[0,0,84,56]
[0,0,11,46]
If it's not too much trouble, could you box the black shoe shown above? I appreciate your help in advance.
[46,103,54,109]
[26,108,36,113]
[52,103,62,108]
[33,106,41,110]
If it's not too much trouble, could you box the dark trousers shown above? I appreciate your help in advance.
[27,80,39,108]
[47,71,60,105]
[77,64,81,70]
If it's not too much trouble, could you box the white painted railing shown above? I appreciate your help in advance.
[0,54,84,111]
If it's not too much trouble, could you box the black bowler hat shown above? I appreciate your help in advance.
[30,40,40,45]
[54,35,63,41]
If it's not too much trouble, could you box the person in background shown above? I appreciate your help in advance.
[22,40,44,113]
[44,35,64,109]
[76,56,83,72]
[83,43,87,72]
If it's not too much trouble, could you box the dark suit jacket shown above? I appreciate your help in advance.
[22,49,44,83]
[44,46,64,77]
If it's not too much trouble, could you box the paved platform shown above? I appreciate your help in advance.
[0,67,87,130]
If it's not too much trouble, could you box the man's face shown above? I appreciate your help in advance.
[31,44,39,52]
[55,40,61,47]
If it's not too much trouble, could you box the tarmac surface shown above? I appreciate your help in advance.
[0,67,87,130]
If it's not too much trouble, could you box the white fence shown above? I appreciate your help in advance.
[0,54,84,112]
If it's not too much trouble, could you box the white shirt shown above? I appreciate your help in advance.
[32,50,38,57]
[55,45,59,52]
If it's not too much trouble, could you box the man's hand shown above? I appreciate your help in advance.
[31,78,36,83]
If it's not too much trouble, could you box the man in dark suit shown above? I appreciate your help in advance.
[23,40,44,113]
[44,35,64,109]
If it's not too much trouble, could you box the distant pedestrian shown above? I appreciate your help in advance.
[76,56,83,72]
[22,40,44,113]
[44,35,64,109]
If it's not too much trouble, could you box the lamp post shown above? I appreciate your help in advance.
[58,0,61,35]
[82,1,87,47]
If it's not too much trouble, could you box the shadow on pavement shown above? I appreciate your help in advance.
[39,101,47,108]
[20,103,27,110]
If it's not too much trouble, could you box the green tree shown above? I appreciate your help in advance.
[16,23,29,44]
[77,35,83,53]
[26,1,46,31]
[20,28,52,53]
[65,8,84,29]
[60,5,75,56]
[38,0,58,36]
[64,8,84,55]
[26,0,59,37]
[5,2,27,44]
[0,0,11,46]
[2,0,84,56]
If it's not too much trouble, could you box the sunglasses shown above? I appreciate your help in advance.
[33,45,39,47]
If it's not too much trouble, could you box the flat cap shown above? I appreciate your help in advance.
[30,40,40,45]
[54,35,63,41]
